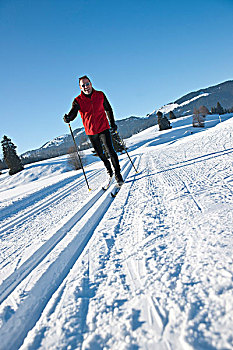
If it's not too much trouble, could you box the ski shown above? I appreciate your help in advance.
[111,183,123,197]
[102,176,114,191]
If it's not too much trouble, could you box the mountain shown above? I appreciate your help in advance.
[21,128,87,164]
[21,80,233,163]
[21,117,156,164]
[153,80,233,118]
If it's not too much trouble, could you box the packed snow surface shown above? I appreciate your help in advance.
[0,114,233,350]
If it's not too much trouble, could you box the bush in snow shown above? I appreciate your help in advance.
[193,108,205,127]
[199,105,210,116]
[67,146,86,170]
[1,135,24,175]
[193,105,210,127]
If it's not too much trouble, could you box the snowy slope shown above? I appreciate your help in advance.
[152,80,233,118]
[0,114,233,350]
[156,92,210,115]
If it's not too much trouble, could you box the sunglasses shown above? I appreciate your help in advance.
[81,82,90,88]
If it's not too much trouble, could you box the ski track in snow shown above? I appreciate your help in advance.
[0,114,233,350]
[0,156,137,350]
[0,167,103,281]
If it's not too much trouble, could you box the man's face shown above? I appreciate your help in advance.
[79,78,92,95]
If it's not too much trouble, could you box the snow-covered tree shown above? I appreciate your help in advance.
[1,135,24,175]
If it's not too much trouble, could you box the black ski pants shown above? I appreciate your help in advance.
[88,129,120,175]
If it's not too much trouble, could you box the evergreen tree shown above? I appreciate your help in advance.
[0,159,4,174]
[169,111,176,119]
[216,102,224,115]
[211,106,216,114]
[1,135,24,175]
[156,111,172,131]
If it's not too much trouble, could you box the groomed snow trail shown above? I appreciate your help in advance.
[0,156,137,350]
[0,115,233,350]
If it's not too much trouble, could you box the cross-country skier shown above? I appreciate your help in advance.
[63,75,124,185]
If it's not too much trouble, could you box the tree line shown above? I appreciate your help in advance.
[168,101,233,120]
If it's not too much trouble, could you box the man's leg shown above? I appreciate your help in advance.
[99,130,123,183]
[88,134,113,176]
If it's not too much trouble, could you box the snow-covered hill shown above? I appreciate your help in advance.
[0,113,233,349]
[156,92,210,116]
[152,80,233,118]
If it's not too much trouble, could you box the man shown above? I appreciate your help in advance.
[63,75,124,185]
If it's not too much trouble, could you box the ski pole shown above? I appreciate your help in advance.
[68,123,91,191]
[115,131,138,173]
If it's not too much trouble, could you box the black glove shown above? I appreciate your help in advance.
[111,122,118,132]
[63,114,72,123]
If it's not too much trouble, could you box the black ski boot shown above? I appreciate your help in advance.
[107,166,113,179]
[102,166,114,190]
[115,172,124,186]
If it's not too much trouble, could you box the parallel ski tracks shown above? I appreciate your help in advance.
[0,156,138,350]
[0,168,102,236]
[156,149,233,213]
[152,153,204,213]
[107,162,179,350]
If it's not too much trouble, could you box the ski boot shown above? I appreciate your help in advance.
[115,172,124,186]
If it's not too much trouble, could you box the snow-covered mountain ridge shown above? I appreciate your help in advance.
[153,80,233,118]
[157,92,210,115]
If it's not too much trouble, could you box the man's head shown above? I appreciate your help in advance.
[79,75,93,95]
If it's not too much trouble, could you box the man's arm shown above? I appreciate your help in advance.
[64,99,80,123]
[103,94,117,130]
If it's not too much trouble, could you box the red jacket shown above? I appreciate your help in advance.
[75,89,110,135]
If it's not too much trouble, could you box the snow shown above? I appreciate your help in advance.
[179,93,210,107]
[0,113,233,350]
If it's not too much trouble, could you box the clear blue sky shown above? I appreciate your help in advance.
[1,0,233,155]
